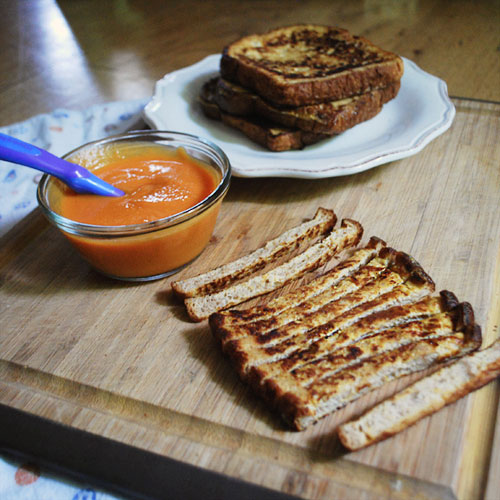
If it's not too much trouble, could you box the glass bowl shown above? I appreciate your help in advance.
[37,130,231,281]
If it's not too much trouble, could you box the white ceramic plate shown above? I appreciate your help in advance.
[144,55,455,178]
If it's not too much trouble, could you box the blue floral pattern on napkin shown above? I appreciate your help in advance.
[0,99,147,237]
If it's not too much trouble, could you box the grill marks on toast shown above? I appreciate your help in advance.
[211,236,386,332]
[220,25,404,106]
[208,236,481,429]
[223,261,436,378]
[272,301,481,430]
[338,336,497,451]
[248,294,454,390]
[172,207,336,299]
[288,325,480,430]
[184,218,362,321]
[219,254,394,342]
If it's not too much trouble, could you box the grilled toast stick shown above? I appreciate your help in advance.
[249,291,458,392]
[216,253,393,340]
[227,275,435,379]
[257,305,466,409]
[222,253,436,377]
[172,207,336,298]
[278,303,481,430]
[185,219,363,321]
[338,337,500,451]
[266,308,461,392]
[210,236,386,335]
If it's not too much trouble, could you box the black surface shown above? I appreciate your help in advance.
[0,403,299,500]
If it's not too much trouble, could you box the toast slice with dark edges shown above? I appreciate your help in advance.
[339,335,498,451]
[207,230,481,430]
[199,78,327,151]
[215,77,400,135]
[185,218,363,321]
[220,25,404,106]
[172,207,337,299]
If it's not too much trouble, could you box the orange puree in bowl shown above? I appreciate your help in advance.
[50,145,225,280]
[60,148,218,226]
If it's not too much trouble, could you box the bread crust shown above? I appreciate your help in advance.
[220,25,404,106]
[338,333,497,452]
[199,78,327,151]
[215,78,400,135]
[172,207,336,298]
[185,218,363,321]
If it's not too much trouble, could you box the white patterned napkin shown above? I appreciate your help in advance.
[0,99,147,237]
[0,99,149,498]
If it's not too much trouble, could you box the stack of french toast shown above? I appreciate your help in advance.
[199,25,404,151]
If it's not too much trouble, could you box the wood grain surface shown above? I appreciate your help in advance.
[1,98,499,499]
[0,0,498,129]
[1,1,500,498]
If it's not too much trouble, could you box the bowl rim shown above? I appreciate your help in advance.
[37,130,231,237]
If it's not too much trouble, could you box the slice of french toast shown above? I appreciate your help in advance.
[220,25,404,106]
[199,77,327,151]
[215,77,400,135]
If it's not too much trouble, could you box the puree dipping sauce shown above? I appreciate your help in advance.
[47,141,227,280]
[60,147,219,226]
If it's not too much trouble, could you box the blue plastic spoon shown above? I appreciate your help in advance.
[0,133,124,197]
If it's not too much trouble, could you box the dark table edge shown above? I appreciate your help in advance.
[0,402,298,500]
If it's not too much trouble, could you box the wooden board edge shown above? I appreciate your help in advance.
[0,402,297,500]
[458,244,500,499]
[0,360,455,500]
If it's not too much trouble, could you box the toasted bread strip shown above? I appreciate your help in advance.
[211,236,386,334]
[249,292,457,392]
[285,311,458,387]
[338,337,499,451]
[222,258,435,377]
[259,307,464,408]
[286,332,480,430]
[224,267,406,355]
[185,219,363,321]
[279,304,481,430]
[216,77,401,135]
[172,207,336,298]
[219,253,393,341]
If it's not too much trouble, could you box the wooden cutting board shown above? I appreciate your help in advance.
[1,99,499,499]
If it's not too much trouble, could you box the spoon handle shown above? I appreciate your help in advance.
[0,133,124,197]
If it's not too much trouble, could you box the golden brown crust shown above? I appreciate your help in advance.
[338,337,497,451]
[220,25,404,106]
[199,79,327,151]
[215,77,401,134]
[172,207,336,298]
